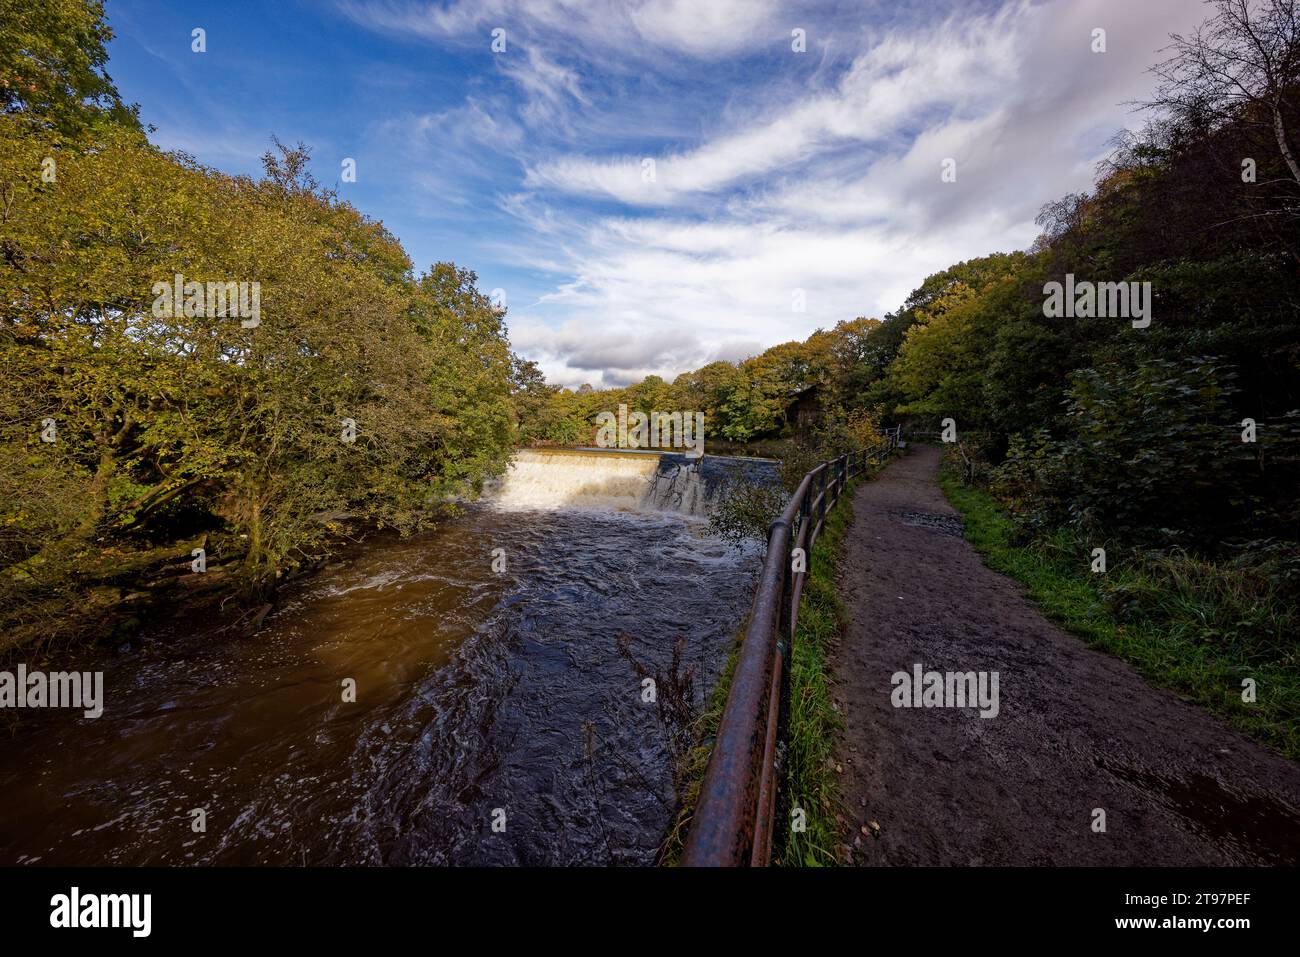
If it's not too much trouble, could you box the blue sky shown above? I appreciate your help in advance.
[102,0,1208,388]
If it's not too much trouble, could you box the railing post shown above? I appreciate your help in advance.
[818,466,827,527]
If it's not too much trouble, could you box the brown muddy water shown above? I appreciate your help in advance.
[0,451,769,865]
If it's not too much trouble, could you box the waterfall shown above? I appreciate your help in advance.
[487,449,778,517]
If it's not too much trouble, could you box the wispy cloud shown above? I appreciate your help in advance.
[336,0,789,58]
[524,4,1025,205]
[338,0,1207,388]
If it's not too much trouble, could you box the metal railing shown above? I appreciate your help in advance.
[681,427,901,866]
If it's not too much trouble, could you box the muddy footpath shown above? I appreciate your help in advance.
[832,445,1300,865]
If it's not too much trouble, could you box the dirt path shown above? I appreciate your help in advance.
[832,445,1300,865]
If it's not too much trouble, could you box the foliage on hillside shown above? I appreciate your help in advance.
[0,1,527,646]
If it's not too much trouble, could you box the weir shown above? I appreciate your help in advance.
[488,448,779,517]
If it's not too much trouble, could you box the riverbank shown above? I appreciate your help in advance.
[664,450,890,866]
[0,520,394,661]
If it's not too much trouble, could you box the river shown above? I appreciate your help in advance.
[0,451,770,865]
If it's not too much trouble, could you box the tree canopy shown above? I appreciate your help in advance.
[0,1,525,642]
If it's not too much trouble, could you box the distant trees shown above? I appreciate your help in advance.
[514,317,906,450]
[511,355,572,446]
[626,374,673,415]
[672,360,740,425]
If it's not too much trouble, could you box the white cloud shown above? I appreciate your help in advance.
[337,0,788,59]
[348,0,1211,387]
[524,4,1026,205]
[627,0,787,56]
[500,45,590,128]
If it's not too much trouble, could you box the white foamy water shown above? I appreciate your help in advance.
[488,449,710,516]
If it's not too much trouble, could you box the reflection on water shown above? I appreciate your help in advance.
[0,505,759,865]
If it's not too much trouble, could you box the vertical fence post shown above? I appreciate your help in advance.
[818,466,827,528]
[800,472,811,529]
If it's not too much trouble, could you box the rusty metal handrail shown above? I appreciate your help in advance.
[681,428,900,866]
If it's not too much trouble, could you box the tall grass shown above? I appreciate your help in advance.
[657,628,742,865]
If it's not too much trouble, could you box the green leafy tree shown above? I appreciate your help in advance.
[0,0,140,135]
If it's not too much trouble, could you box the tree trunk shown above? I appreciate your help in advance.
[1273,98,1300,189]
[240,497,275,600]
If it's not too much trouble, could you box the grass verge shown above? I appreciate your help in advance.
[773,482,855,866]
[938,469,1300,761]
